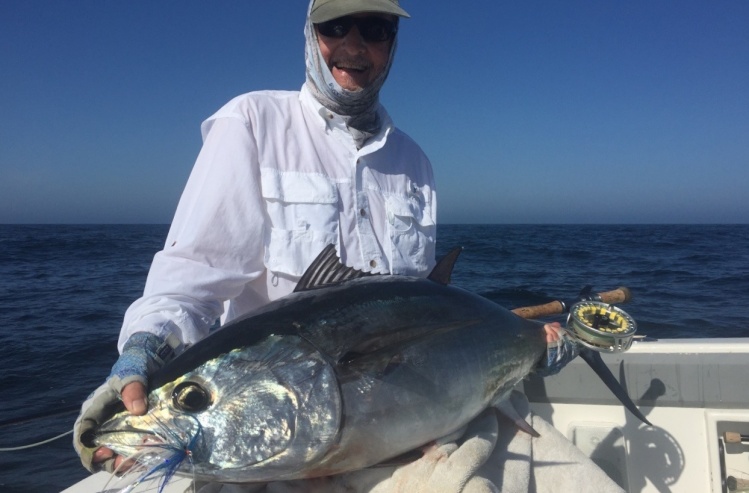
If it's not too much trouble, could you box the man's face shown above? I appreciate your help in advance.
[315,14,396,92]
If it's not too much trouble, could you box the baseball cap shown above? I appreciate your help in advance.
[310,0,410,23]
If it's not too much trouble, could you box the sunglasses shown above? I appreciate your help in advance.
[315,16,398,43]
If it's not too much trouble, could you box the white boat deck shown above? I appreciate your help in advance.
[525,337,749,493]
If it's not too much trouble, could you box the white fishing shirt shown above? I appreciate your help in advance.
[117,85,436,350]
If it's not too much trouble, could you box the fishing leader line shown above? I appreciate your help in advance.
[0,404,80,427]
[0,404,80,450]
[0,429,73,451]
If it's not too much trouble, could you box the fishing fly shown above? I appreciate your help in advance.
[101,414,202,493]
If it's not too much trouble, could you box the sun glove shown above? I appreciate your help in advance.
[73,332,180,472]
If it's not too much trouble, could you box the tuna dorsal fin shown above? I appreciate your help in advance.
[294,244,372,292]
[427,247,463,285]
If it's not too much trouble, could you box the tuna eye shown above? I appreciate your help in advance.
[172,381,211,413]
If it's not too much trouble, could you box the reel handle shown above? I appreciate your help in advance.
[511,287,631,319]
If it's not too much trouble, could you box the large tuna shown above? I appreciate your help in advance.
[91,246,639,486]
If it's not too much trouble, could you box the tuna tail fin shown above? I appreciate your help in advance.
[579,349,652,426]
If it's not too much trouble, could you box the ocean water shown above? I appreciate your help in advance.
[0,223,747,492]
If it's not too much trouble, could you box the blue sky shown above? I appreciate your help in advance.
[1,1,747,224]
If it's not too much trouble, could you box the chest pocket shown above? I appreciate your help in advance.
[261,169,339,277]
[386,194,436,275]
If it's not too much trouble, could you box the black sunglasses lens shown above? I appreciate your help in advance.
[359,18,396,42]
[316,17,396,42]
[316,18,353,38]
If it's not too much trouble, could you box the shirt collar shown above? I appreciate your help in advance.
[299,85,394,152]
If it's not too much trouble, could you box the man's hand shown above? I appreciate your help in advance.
[543,322,565,343]
[89,381,147,469]
[74,332,177,472]
[537,322,579,376]
[120,380,149,416]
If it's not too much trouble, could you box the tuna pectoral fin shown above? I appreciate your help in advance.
[493,397,540,438]
[579,349,652,426]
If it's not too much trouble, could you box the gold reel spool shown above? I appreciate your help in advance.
[566,301,637,353]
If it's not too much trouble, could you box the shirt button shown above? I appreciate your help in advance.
[370,260,377,268]
[327,113,333,120]
[360,208,367,217]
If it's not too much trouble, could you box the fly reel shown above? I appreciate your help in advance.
[566,301,637,353]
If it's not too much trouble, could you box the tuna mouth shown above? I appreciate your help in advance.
[94,413,204,461]
[93,427,195,481]
[92,427,167,447]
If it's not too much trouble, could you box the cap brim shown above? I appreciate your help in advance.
[310,0,410,23]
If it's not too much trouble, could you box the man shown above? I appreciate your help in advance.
[74,0,578,482]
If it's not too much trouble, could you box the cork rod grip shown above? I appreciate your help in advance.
[511,287,631,320]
